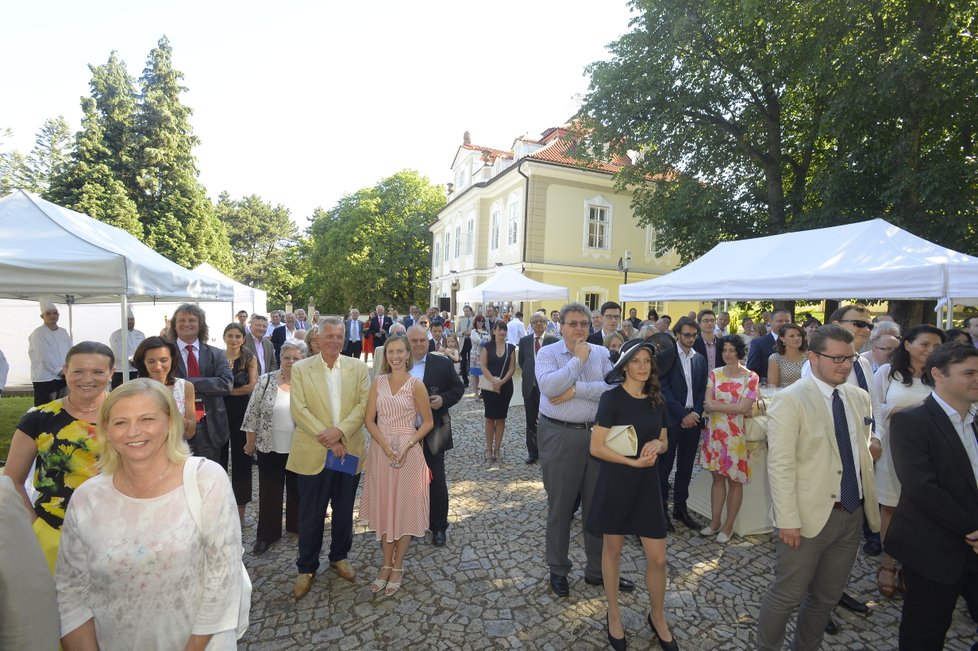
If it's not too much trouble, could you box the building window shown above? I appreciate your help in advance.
[465,218,474,254]
[586,205,610,249]
[433,241,440,272]
[584,293,601,311]
[490,210,501,251]
[454,225,461,258]
[444,232,450,261]
[507,201,519,245]
[646,225,657,254]
[454,165,469,193]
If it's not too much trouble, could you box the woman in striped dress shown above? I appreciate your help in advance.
[360,335,434,596]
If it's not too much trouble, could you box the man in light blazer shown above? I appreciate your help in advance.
[244,314,278,376]
[517,313,558,464]
[342,308,365,358]
[287,318,370,600]
[757,325,880,651]
[168,304,233,465]
[887,343,978,650]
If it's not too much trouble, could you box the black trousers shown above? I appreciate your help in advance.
[110,370,138,390]
[228,428,253,506]
[423,443,449,532]
[342,341,362,358]
[460,337,472,386]
[32,378,66,407]
[296,467,360,573]
[899,564,978,650]
[523,385,540,460]
[658,416,701,513]
[256,451,299,544]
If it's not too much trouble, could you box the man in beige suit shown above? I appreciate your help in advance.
[287,317,370,600]
[757,325,880,650]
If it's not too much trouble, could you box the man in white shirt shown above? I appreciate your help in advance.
[506,311,527,346]
[28,299,72,406]
[244,314,277,375]
[109,309,146,388]
[295,309,308,330]
[965,315,978,349]
[715,311,731,337]
[546,310,561,337]
[587,301,622,346]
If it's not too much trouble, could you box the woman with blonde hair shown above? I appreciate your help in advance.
[56,379,244,650]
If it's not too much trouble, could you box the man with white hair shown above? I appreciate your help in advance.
[109,308,145,389]
[28,299,72,406]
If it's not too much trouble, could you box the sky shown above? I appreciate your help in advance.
[1,1,635,226]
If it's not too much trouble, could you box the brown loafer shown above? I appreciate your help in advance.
[330,559,355,582]
[293,572,315,600]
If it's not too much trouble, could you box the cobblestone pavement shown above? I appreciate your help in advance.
[238,389,977,650]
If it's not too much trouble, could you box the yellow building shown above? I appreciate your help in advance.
[429,125,702,321]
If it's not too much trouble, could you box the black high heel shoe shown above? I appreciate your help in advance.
[648,613,679,651]
[607,613,627,650]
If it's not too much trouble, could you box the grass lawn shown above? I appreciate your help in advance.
[1,395,33,462]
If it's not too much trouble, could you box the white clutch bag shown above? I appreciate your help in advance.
[605,425,638,456]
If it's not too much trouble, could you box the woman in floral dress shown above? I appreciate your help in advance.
[700,335,758,543]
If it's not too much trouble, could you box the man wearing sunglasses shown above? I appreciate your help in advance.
[758,325,880,650]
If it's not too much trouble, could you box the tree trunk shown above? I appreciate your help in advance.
[888,299,938,331]
[773,300,796,321]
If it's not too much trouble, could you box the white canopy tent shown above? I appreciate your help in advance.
[620,219,978,322]
[192,263,267,322]
[456,266,570,303]
[0,190,234,386]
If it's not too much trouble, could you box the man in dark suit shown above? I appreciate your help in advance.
[342,308,364,358]
[402,305,421,329]
[518,313,558,464]
[887,342,978,650]
[244,314,278,376]
[587,301,621,345]
[369,304,394,351]
[407,325,464,547]
[692,309,723,376]
[747,308,792,382]
[659,316,708,531]
[168,303,233,465]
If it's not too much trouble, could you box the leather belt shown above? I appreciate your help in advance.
[832,501,863,511]
[541,414,593,430]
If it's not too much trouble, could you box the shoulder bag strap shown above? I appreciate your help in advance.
[182,456,204,533]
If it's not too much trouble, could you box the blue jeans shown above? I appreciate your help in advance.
[296,466,360,574]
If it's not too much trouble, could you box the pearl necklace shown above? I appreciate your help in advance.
[64,394,102,414]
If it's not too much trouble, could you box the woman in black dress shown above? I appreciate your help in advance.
[222,322,258,523]
[588,338,678,651]
[479,320,516,464]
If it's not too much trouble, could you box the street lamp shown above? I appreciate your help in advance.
[617,249,631,313]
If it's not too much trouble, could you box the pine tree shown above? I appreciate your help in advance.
[26,116,72,193]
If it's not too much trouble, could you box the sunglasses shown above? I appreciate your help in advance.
[838,319,872,330]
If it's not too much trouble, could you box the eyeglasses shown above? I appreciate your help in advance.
[838,319,872,330]
[603,314,621,320]
[814,351,859,364]
[563,320,590,328]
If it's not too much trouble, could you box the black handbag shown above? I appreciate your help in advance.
[426,413,454,455]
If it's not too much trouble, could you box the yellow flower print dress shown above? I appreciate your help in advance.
[16,399,101,529]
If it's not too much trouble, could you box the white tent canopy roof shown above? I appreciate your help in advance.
[193,262,266,306]
[457,266,570,303]
[621,219,978,302]
[0,190,233,303]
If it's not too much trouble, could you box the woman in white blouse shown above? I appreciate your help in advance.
[243,342,305,554]
[57,379,242,650]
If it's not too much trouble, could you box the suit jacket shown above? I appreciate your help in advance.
[420,353,464,454]
[661,348,707,428]
[343,319,364,347]
[517,333,558,398]
[173,341,233,449]
[767,376,880,538]
[369,316,393,346]
[746,333,777,380]
[244,336,278,374]
[692,335,723,370]
[587,329,616,346]
[286,354,370,475]
[270,324,286,362]
[886,395,978,583]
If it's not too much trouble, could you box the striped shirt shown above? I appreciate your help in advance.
[536,339,613,423]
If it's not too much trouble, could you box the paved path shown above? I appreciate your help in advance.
[239,389,977,650]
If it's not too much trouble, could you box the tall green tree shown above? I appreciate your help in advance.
[0,126,32,195]
[302,170,446,313]
[26,117,72,193]
[214,192,304,307]
[133,36,231,270]
[579,0,978,265]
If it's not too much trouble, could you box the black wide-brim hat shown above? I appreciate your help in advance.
[604,338,657,385]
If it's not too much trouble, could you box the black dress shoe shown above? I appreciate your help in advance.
[673,510,700,529]
[862,540,882,556]
[549,573,569,597]
[525,457,538,465]
[432,530,447,547]
[664,513,675,533]
[824,618,840,635]
[838,592,869,614]
[607,613,627,651]
[585,575,635,593]
[252,540,269,554]
[648,613,679,651]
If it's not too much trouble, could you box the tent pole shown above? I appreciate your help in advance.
[120,296,130,383]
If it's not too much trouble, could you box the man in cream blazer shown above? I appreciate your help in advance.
[757,325,880,651]
[287,317,370,600]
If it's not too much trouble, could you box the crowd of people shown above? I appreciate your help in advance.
[2,297,978,650]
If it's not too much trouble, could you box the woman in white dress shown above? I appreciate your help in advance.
[873,324,945,597]
[57,379,243,650]
[134,336,196,439]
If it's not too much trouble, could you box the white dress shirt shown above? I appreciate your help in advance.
[28,325,72,382]
[810,374,864,499]
[931,391,978,487]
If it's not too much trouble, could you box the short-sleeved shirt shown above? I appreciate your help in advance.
[16,400,100,529]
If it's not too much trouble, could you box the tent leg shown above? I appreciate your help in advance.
[120,296,130,383]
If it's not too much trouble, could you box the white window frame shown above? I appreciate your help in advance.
[646,224,657,254]
[490,209,501,251]
[465,217,475,255]
[444,232,450,261]
[433,241,441,272]
[454,225,461,258]
[507,200,520,246]
[584,196,612,250]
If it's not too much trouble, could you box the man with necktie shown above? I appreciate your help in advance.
[757,325,880,650]
[518,312,557,464]
[343,308,364,358]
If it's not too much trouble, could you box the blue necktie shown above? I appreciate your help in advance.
[852,360,868,391]
[832,389,861,512]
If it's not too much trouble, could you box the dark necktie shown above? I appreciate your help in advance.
[185,345,205,421]
[832,389,861,512]
[534,337,541,354]
[852,360,868,391]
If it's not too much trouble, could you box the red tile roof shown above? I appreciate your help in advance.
[526,127,631,174]
[459,143,514,161]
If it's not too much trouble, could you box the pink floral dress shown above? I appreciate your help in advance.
[701,367,759,484]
